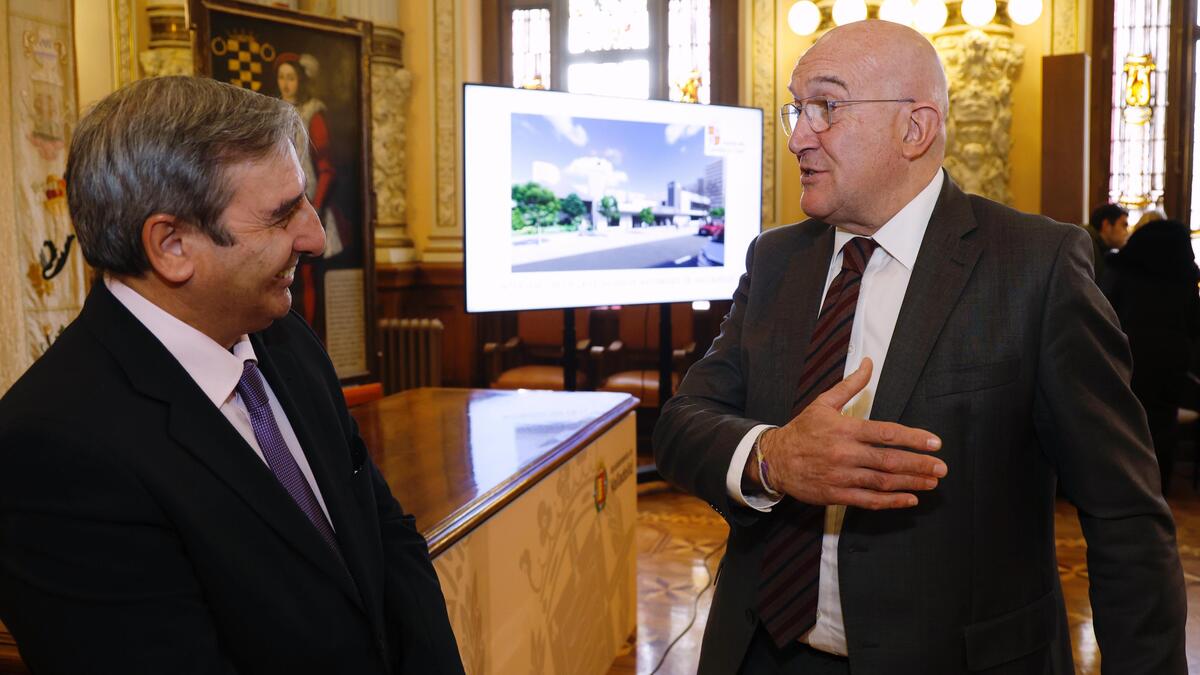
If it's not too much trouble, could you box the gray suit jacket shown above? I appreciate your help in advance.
[653,176,1186,674]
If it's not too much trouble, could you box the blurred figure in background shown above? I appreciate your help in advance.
[1085,203,1129,288]
[1106,218,1200,495]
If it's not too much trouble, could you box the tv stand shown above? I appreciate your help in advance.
[562,308,577,391]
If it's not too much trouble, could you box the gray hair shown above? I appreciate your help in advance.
[66,76,306,275]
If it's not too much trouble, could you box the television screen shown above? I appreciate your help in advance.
[463,84,763,313]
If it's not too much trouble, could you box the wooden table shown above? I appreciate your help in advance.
[353,388,640,675]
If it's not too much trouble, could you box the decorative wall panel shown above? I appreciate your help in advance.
[6,0,84,377]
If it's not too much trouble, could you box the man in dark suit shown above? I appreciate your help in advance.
[653,20,1185,674]
[0,76,465,674]
[1084,202,1129,288]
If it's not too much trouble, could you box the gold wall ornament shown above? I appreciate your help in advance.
[753,0,776,228]
[113,0,139,87]
[934,26,1024,205]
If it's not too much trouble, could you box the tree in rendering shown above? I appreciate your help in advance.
[599,195,620,227]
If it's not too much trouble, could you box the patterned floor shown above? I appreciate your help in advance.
[612,476,1200,674]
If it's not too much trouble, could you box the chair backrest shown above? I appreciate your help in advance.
[613,304,695,350]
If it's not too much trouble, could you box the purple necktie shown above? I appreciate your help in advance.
[237,360,340,553]
[756,236,879,647]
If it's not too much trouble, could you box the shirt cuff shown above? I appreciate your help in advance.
[726,424,782,511]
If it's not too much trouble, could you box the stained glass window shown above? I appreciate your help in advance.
[1109,0,1170,220]
[668,0,710,103]
[567,0,650,54]
[512,8,552,89]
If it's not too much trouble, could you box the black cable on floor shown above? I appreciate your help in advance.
[647,542,727,675]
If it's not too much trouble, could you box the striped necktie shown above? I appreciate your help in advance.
[756,235,879,647]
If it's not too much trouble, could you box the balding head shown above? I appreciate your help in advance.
[785,20,948,232]
[808,21,949,122]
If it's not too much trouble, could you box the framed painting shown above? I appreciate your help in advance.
[190,0,378,384]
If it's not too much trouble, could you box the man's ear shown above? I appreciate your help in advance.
[900,103,941,160]
[140,213,195,284]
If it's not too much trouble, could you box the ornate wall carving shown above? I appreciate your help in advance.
[934,27,1024,205]
[371,26,416,264]
[425,0,463,262]
[112,0,138,86]
[753,0,776,229]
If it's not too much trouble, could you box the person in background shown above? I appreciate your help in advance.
[1105,218,1200,495]
[1085,202,1129,288]
[0,76,465,674]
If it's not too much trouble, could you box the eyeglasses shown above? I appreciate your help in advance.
[780,97,916,135]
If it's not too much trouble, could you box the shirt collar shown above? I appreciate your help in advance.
[834,168,944,271]
[105,276,257,408]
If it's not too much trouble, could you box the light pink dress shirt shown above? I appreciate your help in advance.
[105,276,334,527]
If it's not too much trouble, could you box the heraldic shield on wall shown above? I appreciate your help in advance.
[191,0,378,384]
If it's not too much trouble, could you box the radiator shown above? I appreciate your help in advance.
[379,318,444,393]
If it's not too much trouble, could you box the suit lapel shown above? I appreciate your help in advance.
[83,285,364,612]
[253,336,379,618]
[870,176,982,424]
[773,224,837,424]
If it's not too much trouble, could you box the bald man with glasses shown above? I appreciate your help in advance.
[653,20,1185,675]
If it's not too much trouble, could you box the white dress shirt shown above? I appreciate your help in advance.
[105,276,335,527]
[724,169,943,655]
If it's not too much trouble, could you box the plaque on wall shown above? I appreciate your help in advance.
[190,0,378,384]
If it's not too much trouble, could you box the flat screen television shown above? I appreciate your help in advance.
[463,84,763,313]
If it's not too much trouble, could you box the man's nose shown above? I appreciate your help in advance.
[787,114,818,156]
[295,200,326,256]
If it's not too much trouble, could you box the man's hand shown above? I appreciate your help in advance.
[745,357,945,510]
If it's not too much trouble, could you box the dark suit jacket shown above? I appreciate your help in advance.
[0,283,465,675]
[653,177,1186,674]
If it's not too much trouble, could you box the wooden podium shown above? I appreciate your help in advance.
[353,388,639,675]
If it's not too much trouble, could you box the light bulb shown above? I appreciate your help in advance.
[787,0,822,35]
[961,0,996,26]
[878,0,915,25]
[912,0,948,33]
[832,0,868,25]
[1006,0,1043,25]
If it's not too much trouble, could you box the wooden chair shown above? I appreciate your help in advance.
[483,308,599,390]
[595,304,707,453]
[594,304,700,406]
